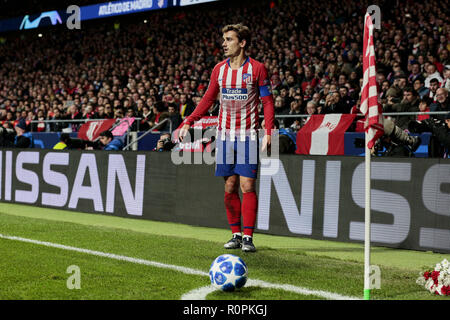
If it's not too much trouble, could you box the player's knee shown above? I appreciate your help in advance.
[240,181,255,193]
[224,177,239,193]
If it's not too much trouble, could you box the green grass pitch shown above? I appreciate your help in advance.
[0,202,448,300]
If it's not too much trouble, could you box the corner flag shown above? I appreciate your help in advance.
[361,12,383,149]
[361,12,383,301]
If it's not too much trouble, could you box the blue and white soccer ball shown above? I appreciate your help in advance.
[209,254,248,292]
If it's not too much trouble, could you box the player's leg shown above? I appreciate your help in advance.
[217,136,243,249]
[240,176,258,252]
[224,175,242,238]
[234,134,259,252]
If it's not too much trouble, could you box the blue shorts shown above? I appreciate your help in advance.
[215,135,259,179]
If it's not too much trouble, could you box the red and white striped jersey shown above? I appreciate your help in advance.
[185,57,274,139]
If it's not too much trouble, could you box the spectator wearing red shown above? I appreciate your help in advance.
[301,66,318,92]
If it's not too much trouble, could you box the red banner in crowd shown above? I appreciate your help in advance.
[296,114,356,155]
[78,119,116,141]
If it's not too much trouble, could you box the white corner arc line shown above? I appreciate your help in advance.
[181,285,218,300]
[0,233,360,300]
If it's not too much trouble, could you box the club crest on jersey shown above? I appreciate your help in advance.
[243,73,252,84]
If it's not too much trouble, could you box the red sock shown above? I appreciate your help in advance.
[224,191,241,234]
[242,191,258,237]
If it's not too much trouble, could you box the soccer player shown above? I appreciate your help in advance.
[179,24,275,252]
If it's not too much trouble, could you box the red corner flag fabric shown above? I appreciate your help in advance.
[296,114,356,155]
[360,12,384,149]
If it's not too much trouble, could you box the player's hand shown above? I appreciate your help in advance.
[261,134,271,153]
[178,124,190,142]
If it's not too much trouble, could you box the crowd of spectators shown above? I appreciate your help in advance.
[0,0,448,142]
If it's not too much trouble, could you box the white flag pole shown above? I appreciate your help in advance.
[364,131,371,300]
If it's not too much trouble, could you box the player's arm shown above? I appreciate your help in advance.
[258,64,275,150]
[179,66,220,141]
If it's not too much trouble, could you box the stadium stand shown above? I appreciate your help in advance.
[0,0,448,145]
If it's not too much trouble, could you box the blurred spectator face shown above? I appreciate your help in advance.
[287,75,295,86]
[427,64,437,75]
[444,69,450,80]
[376,73,386,83]
[312,93,320,103]
[328,52,335,62]
[168,105,176,114]
[69,105,77,115]
[290,100,300,111]
[419,100,428,112]
[305,67,312,78]
[99,134,112,146]
[418,55,425,65]
[430,80,439,93]
[163,94,174,103]
[305,103,317,115]
[305,85,313,95]
[435,89,448,104]
[382,80,390,92]
[105,105,112,114]
[331,92,340,104]
[274,96,284,109]
[411,64,420,74]
[402,90,414,103]
[398,78,407,89]
[413,79,423,91]
[392,63,401,72]
[440,50,448,63]
[339,87,348,98]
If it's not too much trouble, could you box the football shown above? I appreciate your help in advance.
[209,254,248,292]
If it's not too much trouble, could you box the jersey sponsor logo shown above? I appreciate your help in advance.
[221,88,248,101]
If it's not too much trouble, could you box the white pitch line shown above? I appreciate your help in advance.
[181,285,218,300]
[0,233,360,300]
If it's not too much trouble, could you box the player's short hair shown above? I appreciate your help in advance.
[222,23,251,49]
